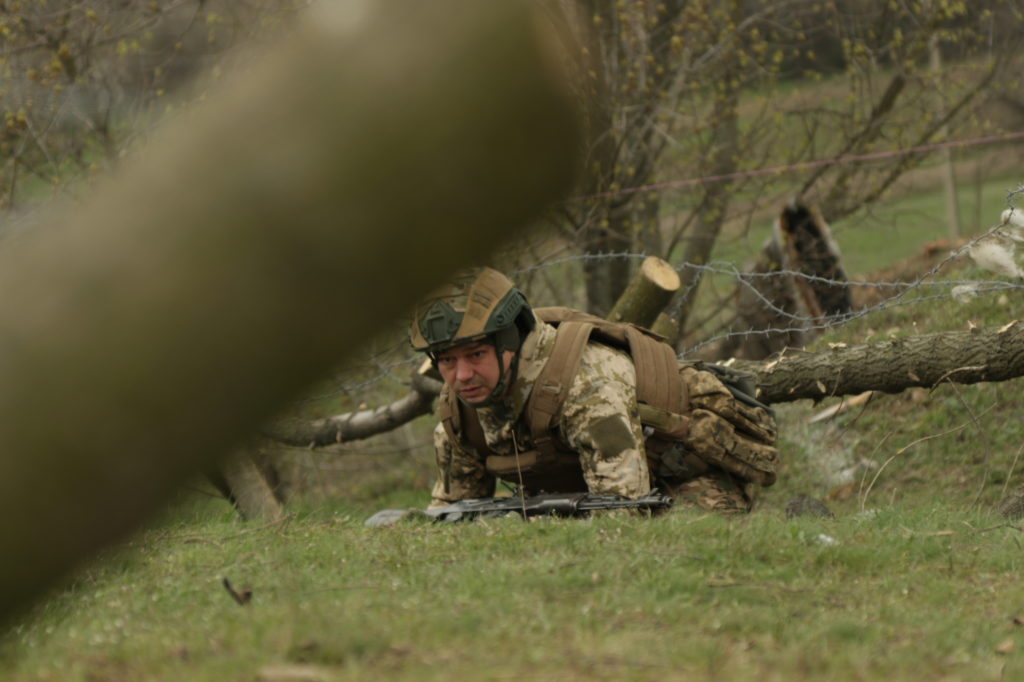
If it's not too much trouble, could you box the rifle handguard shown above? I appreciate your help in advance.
[424,489,673,523]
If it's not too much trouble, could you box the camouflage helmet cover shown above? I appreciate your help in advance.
[410,267,532,354]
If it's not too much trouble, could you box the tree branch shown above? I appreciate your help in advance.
[264,374,443,447]
[276,320,1024,446]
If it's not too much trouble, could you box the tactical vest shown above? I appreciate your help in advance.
[438,306,778,493]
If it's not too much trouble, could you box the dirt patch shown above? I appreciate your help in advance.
[851,237,971,308]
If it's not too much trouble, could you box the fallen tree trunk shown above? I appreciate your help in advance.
[275,321,1024,445]
[731,321,1024,404]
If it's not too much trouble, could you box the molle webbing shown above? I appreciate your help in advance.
[526,307,688,458]
[533,307,687,414]
[624,325,685,416]
[440,384,584,491]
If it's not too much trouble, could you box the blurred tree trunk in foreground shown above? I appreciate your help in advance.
[0,0,581,623]
[219,452,286,522]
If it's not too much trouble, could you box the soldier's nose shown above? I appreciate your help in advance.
[454,359,475,382]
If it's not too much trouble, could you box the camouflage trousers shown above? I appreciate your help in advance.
[663,468,754,514]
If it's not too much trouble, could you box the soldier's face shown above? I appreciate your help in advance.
[435,342,514,403]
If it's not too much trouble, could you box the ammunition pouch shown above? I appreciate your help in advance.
[675,363,779,488]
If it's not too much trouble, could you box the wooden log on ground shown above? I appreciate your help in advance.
[651,311,680,345]
[606,256,680,329]
[276,319,1024,447]
[731,321,1024,404]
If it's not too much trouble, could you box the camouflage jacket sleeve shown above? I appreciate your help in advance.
[557,344,651,498]
[429,421,496,509]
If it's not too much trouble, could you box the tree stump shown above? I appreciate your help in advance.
[220,452,286,522]
[606,256,681,330]
[651,311,680,345]
[713,202,852,360]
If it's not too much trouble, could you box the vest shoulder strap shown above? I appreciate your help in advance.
[525,320,594,459]
[439,386,493,456]
[534,306,687,416]
[624,326,687,415]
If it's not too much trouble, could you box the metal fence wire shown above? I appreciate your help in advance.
[305,182,1024,409]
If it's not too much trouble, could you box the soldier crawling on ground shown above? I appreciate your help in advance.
[409,267,780,514]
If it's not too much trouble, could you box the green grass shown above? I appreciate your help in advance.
[6,276,1024,681]
[833,170,1023,276]
[5,182,1024,681]
[707,169,1024,278]
[3,495,1023,681]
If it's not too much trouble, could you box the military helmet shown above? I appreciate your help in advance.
[410,267,535,356]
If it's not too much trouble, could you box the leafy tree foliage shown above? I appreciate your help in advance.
[0,0,305,211]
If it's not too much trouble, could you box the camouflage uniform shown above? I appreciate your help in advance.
[416,267,768,513]
[429,320,754,512]
[430,320,650,507]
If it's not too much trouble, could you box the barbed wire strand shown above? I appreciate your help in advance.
[304,185,1024,405]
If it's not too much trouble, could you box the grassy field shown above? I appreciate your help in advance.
[2,162,1024,681]
[2,493,1023,681]
[708,167,1024,277]
[2,255,1024,681]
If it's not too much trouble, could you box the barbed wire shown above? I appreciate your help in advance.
[514,251,650,271]
[685,212,1023,352]
[315,223,1023,404]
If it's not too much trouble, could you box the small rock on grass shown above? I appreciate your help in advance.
[785,496,835,519]
[999,485,1024,520]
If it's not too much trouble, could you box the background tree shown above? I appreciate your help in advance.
[556,0,1024,342]
[0,0,305,214]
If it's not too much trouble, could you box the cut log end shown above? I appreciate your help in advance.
[640,256,681,292]
[607,256,681,329]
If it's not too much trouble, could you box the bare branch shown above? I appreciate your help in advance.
[264,374,443,448]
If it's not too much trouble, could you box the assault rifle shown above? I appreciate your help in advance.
[365,490,673,526]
